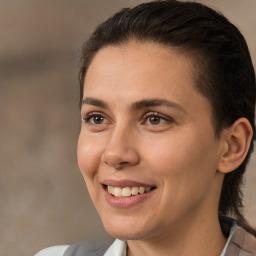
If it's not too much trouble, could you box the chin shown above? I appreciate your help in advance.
[102,218,150,241]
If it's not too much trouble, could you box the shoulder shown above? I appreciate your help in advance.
[34,240,119,256]
[226,226,256,255]
[34,245,69,256]
[64,241,108,256]
[36,241,110,256]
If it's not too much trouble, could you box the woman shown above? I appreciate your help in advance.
[36,1,256,255]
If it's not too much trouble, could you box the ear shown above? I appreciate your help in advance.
[217,118,253,174]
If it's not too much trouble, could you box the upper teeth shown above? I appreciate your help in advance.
[107,186,152,198]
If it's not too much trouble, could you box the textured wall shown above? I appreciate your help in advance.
[0,1,255,255]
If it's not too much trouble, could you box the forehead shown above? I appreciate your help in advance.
[84,41,197,94]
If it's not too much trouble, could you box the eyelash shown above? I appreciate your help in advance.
[142,112,172,126]
[83,112,107,125]
[83,111,173,127]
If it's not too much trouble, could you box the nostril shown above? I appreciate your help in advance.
[104,160,130,169]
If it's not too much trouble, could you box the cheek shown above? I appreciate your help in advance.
[141,134,200,173]
[141,135,218,225]
[142,131,218,194]
[77,132,103,180]
[150,128,216,171]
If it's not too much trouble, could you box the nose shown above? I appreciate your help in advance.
[101,124,140,170]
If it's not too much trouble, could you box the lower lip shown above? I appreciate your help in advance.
[103,187,155,208]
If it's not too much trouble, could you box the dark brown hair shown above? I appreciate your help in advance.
[79,0,256,235]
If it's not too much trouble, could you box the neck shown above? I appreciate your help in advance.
[127,213,226,256]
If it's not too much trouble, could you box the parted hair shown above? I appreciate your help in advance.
[79,0,256,235]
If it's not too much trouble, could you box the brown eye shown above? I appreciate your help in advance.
[92,115,105,124]
[148,116,161,125]
[143,112,172,127]
[83,113,107,125]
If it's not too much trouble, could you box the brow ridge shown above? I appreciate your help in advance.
[81,97,109,109]
[131,98,186,113]
[81,97,186,113]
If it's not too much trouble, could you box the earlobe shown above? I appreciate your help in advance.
[217,118,253,174]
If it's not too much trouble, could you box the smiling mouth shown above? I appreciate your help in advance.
[104,185,156,198]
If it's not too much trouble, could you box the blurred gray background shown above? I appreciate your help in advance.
[0,0,255,255]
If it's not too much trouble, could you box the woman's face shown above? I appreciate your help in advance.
[77,42,225,241]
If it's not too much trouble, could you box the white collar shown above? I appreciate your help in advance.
[104,239,127,256]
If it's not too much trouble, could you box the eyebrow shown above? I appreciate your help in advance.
[81,97,109,109]
[81,97,187,114]
[131,99,187,113]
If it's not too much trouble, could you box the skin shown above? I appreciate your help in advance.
[77,42,252,256]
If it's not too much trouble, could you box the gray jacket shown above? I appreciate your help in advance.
[64,241,108,256]
[224,226,256,255]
